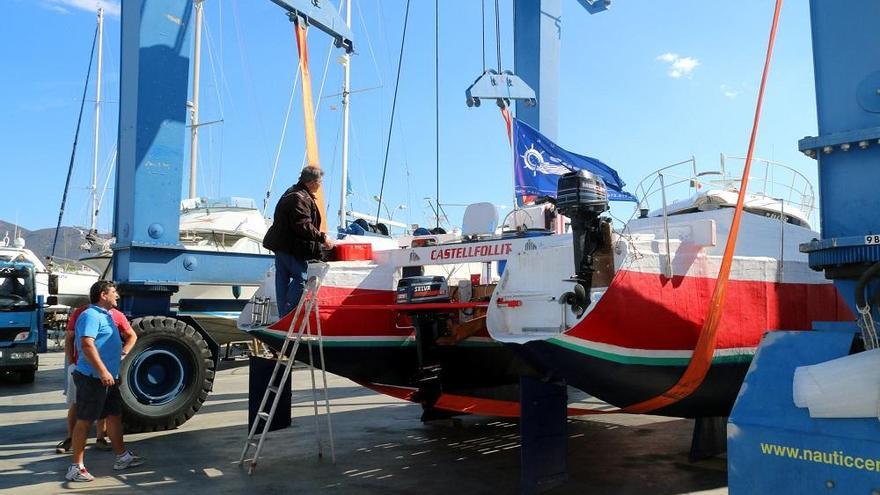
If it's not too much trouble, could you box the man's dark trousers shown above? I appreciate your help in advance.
[275,251,308,316]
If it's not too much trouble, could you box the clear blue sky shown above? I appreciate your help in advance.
[0,0,818,233]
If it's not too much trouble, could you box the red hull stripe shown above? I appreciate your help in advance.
[359,382,602,418]
[566,269,852,351]
[321,302,489,311]
[269,286,495,339]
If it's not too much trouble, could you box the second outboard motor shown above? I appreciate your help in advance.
[396,276,451,409]
[556,170,610,315]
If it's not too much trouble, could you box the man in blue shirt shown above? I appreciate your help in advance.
[66,281,143,483]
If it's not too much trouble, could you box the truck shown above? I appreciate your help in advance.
[0,262,43,383]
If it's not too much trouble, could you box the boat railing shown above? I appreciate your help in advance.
[632,154,816,221]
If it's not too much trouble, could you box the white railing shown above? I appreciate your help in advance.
[631,154,816,223]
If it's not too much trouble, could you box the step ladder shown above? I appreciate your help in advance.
[238,261,335,475]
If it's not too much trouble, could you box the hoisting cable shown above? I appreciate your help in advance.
[489,0,518,208]
[293,16,328,232]
[374,0,412,225]
[620,0,785,414]
[50,24,99,262]
[480,0,487,71]
[493,0,502,73]
[435,0,440,229]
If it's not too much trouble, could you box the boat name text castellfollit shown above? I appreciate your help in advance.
[429,243,513,261]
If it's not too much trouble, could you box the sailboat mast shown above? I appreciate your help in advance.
[90,7,104,233]
[338,0,352,229]
[188,0,204,199]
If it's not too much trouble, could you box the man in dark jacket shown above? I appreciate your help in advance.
[263,166,333,315]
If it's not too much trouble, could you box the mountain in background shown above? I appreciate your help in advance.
[0,220,108,263]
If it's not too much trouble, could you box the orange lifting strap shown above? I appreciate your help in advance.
[294,21,328,233]
[613,0,785,415]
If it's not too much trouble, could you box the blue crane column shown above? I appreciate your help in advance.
[728,1,880,492]
[112,0,351,432]
[513,0,608,140]
[115,0,273,316]
[510,2,607,493]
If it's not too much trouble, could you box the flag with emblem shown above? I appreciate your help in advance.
[513,118,637,202]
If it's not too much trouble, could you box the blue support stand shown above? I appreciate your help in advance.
[520,376,568,494]
[729,327,880,493]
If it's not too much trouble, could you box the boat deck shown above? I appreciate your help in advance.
[0,352,728,494]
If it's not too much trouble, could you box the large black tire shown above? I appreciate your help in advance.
[120,316,215,433]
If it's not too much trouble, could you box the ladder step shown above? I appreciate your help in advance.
[257,411,270,420]
[267,385,279,394]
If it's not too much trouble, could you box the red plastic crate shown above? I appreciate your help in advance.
[334,243,373,261]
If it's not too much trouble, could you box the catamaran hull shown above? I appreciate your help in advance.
[487,210,854,418]
[513,340,750,417]
[249,325,529,410]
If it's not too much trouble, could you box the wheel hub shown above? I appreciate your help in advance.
[128,347,188,405]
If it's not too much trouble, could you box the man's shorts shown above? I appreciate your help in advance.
[64,364,77,407]
[72,371,122,421]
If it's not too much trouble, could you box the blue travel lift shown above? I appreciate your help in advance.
[113,0,351,431]
[728,0,880,492]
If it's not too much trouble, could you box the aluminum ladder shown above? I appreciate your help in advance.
[238,261,335,475]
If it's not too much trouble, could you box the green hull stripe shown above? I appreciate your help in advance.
[547,337,754,366]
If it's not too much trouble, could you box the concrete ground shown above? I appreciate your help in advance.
[0,352,728,494]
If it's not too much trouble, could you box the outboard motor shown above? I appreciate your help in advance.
[396,276,451,409]
[556,170,610,315]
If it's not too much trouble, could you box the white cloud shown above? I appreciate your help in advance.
[656,52,699,79]
[42,0,120,17]
[657,52,678,63]
[720,84,741,99]
[47,4,70,14]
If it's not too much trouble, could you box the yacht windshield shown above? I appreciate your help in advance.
[0,267,35,310]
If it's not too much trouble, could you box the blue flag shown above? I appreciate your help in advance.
[513,119,637,202]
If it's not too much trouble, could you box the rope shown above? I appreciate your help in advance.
[374,0,412,225]
[51,24,98,261]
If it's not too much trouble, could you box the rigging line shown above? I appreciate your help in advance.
[230,0,272,167]
[209,3,238,118]
[435,0,439,229]
[264,49,303,216]
[325,98,345,219]
[375,0,412,225]
[355,0,384,87]
[494,0,502,72]
[51,24,98,262]
[269,2,342,217]
[481,0,486,71]
[293,1,346,174]
[202,13,226,120]
[96,145,118,230]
